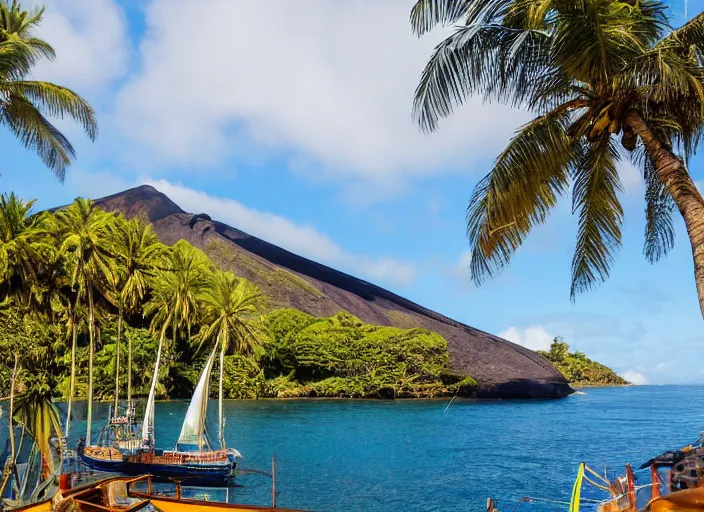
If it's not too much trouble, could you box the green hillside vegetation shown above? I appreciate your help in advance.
[537,338,629,387]
[0,193,474,403]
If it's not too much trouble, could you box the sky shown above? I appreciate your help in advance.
[1,0,703,386]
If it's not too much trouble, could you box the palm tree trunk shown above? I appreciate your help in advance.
[142,328,166,446]
[127,328,132,405]
[627,111,704,318]
[9,353,18,458]
[113,306,123,417]
[86,286,95,445]
[66,305,77,436]
[218,334,225,449]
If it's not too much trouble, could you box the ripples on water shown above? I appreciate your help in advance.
[2,386,704,511]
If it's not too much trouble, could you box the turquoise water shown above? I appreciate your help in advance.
[3,386,704,511]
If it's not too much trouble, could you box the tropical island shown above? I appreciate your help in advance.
[0,193,474,404]
[0,189,626,404]
[537,338,629,388]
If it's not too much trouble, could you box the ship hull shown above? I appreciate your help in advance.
[80,452,235,485]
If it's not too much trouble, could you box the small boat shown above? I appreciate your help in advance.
[8,474,307,512]
[81,345,238,484]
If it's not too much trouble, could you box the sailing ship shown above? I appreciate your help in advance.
[80,344,239,484]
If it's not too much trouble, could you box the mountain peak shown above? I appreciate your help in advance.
[95,184,184,222]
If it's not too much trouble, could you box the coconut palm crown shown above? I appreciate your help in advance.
[411,0,704,315]
[0,0,97,180]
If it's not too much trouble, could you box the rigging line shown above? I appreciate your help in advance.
[584,464,612,485]
[685,0,689,20]
[583,474,611,492]
[443,394,459,414]
[584,464,610,484]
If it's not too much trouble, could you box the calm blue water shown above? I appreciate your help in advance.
[2,386,704,511]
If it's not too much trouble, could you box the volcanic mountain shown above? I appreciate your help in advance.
[95,185,572,398]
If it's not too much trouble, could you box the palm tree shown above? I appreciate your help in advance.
[0,0,97,180]
[142,244,208,444]
[0,192,50,298]
[197,272,264,447]
[411,1,704,314]
[56,198,113,444]
[109,217,163,412]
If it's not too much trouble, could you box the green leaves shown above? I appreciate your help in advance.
[260,310,451,398]
[638,148,676,263]
[466,110,575,285]
[196,270,265,359]
[413,0,704,299]
[538,337,628,386]
[570,137,623,298]
[0,0,97,180]
[413,22,555,132]
[56,197,114,301]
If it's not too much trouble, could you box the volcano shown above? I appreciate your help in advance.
[94,185,572,398]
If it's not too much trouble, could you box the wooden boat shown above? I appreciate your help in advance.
[648,487,704,512]
[7,475,307,512]
[81,345,238,484]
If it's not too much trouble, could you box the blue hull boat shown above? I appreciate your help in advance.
[80,448,236,485]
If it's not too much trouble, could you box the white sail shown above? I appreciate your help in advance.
[141,336,165,446]
[177,344,218,450]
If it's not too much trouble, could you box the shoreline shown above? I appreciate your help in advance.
[571,383,632,389]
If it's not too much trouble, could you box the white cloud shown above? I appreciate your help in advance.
[115,0,528,189]
[454,251,472,275]
[28,0,128,91]
[621,370,648,385]
[618,160,643,196]
[498,326,554,351]
[146,180,418,287]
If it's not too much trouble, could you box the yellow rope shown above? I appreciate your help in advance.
[570,463,585,512]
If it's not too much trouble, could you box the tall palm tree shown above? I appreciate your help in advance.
[197,272,264,447]
[56,198,113,444]
[0,0,97,181]
[109,217,163,412]
[142,244,208,444]
[411,0,704,314]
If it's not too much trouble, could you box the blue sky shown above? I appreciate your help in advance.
[2,0,703,385]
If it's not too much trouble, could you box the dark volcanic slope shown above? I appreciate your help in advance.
[95,185,572,398]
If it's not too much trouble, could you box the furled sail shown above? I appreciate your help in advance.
[176,344,218,451]
[141,336,165,446]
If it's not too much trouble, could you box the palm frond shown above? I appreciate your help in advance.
[413,22,555,132]
[552,0,666,86]
[7,81,98,140]
[631,145,676,262]
[656,9,704,57]
[1,93,73,181]
[410,0,514,36]
[570,137,623,298]
[410,0,471,35]
[467,109,576,285]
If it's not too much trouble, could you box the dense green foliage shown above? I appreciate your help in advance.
[258,310,456,398]
[0,192,470,403]
[0,308,467,400]
[537,338,629,387]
